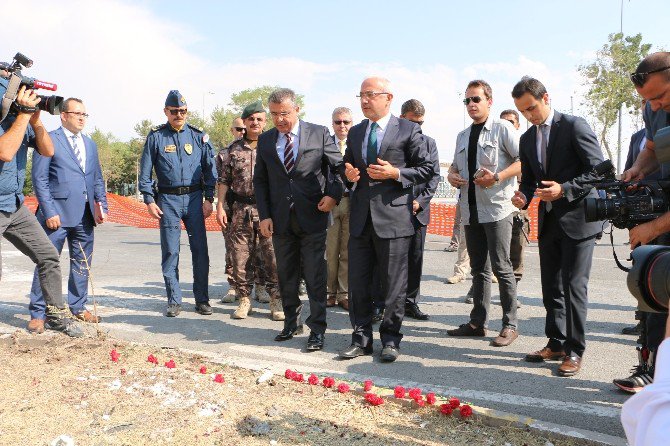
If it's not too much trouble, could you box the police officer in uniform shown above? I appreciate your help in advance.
[139,90,217,317]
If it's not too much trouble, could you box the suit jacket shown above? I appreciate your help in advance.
[253,120,344,235]
[344,115,433,239]
[413,134,441,227]
[518,111,603,240]
[33,127,108,228]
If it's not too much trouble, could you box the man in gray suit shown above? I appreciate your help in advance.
[254,88,344,351]
[339,77,433,363]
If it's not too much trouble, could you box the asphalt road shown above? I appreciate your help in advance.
[0,222,638,442]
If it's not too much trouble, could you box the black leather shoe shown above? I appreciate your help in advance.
[166,304,182,317]
[195,302,213,315]
[372,307,384,323]
[306,332,325,351]
[380,346,400,363]
[339,343,373,359]
[274,325,304,342]
[405,302,429,320]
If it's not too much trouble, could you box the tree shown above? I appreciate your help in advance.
[578,33,652,165]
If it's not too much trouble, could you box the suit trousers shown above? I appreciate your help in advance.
[349,214,411,348]
[539,211,595,358]
[272,209,328,334]
[465,214,518,330]
[29,208,95,319]
[326,196,349,301]
[0,205,65,315]
[406,225,427,305]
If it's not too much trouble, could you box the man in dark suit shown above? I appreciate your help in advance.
[511,76,604,377]
[29,98,108,331]
[253,88,344,351]
[339,77,433,363]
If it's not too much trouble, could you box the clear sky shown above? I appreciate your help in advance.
[3,0,668,162]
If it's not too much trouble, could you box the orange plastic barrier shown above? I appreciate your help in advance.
[23,194,539,241]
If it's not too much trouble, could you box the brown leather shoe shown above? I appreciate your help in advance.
[74,310,101,323]
[27,318,45,334]
[491,327,518,347]
[326,296,337,307]
[338,298,349,311]
[557,355,582,377]
[525,347,566,362]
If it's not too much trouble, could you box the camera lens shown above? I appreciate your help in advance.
[628,245,670,312]
[37,95,63,115]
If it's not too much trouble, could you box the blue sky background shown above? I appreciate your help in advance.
[4,0,669,162]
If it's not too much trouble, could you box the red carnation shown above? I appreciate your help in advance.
[322,377,335,388]
[110,349,120,362]
[459,404,473,418]
[164,359,176,369]
[199,366,207,374]
[365,393,384,406]
[426,393,436,405]
[449,397,460,409]
[337,383,350,393]
[394,386,406,398]
[440,404,453,415]
[408,388,422,399]
[363,380,373,392]
[415,398,426,407]
[213,374,224,383]
[147,354,158,365]
[285,369,296,380]
[308,374,319,385]
[293,373,305,383]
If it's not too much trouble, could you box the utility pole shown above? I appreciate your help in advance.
[616,0,625,173]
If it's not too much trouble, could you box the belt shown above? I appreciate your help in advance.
[230,191,256,205]
[157,184,202,195]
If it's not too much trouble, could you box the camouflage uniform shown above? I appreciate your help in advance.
[219,139,280,302]
[216,148,236,290]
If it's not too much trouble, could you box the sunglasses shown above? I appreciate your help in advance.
[168,108,188,116]
[234,127,245,132]
[333,120,351,125]
[463,96,483,105]
[630,66,670,87]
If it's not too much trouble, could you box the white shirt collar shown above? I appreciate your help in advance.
[62,126,81,139]
[539,108,555,128]
[370,113,391,130]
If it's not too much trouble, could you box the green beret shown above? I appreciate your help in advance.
[241,100,265,119]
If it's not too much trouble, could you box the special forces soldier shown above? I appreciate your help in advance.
[216,101,284,321]
[139,90,217,317]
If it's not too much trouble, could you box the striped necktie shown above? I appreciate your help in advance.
[284,133,295,172]
[71,134,84,171]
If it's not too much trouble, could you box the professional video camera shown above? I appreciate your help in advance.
[628,245,670,313]
[0,52,63,123]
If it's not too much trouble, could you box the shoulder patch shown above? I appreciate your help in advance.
[187,123,204,133]
[202,133,210,144]
[150,123,166,133]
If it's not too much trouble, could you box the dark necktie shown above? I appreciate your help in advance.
[284,133,294,172]
[539,123,552,211]
[71,134,84,171]
[367,122,378,165]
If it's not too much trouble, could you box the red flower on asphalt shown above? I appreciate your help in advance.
[459,404,473,418]
[164,359,176,369]
[110,349,120,362]
[322,377,335,388]
[449,397,460,409]
[213,374,224,383]
[440,404,453,415]
[293,373,305,383]
[308,374,319,385]
[426,393,436,405]
[408,388,422,400]
[284,369,296,380]
[147,354,158,365]
[365,393,384,406]
[415,398,426,407]
[363,380,373,392]
[199,366,207,374]
[337,383,350,393]
[394,386,406,398]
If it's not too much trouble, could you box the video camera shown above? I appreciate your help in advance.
[0,52,63,124]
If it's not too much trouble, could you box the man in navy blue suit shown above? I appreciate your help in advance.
[28,98,108,332]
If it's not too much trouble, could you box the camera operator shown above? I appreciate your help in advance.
[616,52,670,393]
[0,85,82,337]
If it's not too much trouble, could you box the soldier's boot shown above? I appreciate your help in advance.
[269,296,285,321]
[221,287,237,304]
[254,285,271,303]
[232,295,253,319]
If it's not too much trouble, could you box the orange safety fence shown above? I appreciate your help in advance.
[23,194,539,241]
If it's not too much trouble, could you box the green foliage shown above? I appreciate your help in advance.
[22,150,33,196]
[578,32,652,161]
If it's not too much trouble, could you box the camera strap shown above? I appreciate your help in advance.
[611,229,631,272]
[0,73,21,124]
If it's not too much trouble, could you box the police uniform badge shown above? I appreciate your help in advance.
[184,143,193,155]
[164,144,176,153]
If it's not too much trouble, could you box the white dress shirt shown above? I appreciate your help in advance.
[62,126,86,172]
[275,120,301,165]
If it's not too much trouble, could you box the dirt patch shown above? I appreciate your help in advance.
[0,332,581,446]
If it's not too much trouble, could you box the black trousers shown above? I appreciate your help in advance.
[406,224,427,305]
[539,211,596,358]
[272,210,328,334]
[348,215,411,348]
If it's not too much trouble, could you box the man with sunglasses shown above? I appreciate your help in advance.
[139,90,217,317]
[616,52,670,393]
[446,80,521,348]
[28,98,108,331]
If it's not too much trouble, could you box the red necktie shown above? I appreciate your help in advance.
[284,133,294,172]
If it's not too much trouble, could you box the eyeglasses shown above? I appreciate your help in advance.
[333,120,351,125]
[630,66,670,87]
[234,127,245,132]
[167,108,188,116]
[270,111,292,118]
[64,111,89,118]
[463,96,483,105]
[357,91,390,99]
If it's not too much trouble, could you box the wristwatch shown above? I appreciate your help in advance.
[493,172,500,185]
[205,196,214,203]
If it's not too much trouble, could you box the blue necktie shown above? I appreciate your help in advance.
[367,122,378,165]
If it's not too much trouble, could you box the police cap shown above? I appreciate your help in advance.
[241,100,265,119]
[165,90,187,108]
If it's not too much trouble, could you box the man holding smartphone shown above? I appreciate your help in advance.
[446,79,521,347]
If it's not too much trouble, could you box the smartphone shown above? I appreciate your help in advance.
[473,168,485,179]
